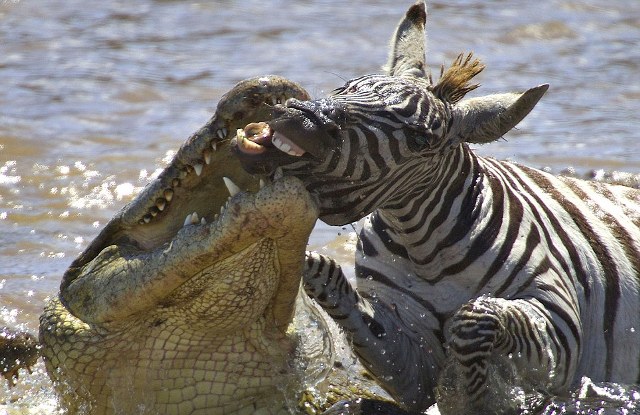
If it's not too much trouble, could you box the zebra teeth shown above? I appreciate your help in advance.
[223,176,242,197]
[272,132,305,157]
[193,163,203,176]
[237,131,267,155]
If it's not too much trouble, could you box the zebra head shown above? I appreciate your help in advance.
[233,1,548,225]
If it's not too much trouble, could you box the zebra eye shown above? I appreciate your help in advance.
[405,127,433,151]
[334,83,358,95]
[414,135,430,146]
[415,136,429,146]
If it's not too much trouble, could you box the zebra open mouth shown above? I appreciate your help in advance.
[235,122,307,157]
[231,100,339,177]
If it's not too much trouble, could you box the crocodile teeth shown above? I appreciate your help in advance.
[212,142,217,151]
[163,189,174,202]
[143,214,152,224]
[156,198,166,211]
[203,149,212,165]
[259,179,265,189]
[221,198,231,215]
[200,217,207,225]
[272,132,305,157]
[216,128,228,140]
[223,177,241,197]
[183,212,199,226]
[193,163,203,176]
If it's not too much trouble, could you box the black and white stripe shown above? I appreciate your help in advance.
[269,3,639,413]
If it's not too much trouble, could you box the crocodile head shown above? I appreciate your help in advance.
[38,77,329,414]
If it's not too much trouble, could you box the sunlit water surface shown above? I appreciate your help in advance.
[0,0,638,413]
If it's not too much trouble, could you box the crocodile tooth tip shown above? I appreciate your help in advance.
[193,163,203,176]
[222,177,241,197]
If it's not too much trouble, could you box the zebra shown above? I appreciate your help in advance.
[233,1,640,413]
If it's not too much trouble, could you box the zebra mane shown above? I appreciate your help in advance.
[432,53,485,104]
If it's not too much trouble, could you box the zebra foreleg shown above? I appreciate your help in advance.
[303,252,440,412]
[445,296,567,412]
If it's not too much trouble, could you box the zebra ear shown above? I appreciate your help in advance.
[450,84,549,145]
[384,1,428,78]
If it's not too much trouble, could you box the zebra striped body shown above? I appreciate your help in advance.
[354,146,640,402]
[233,2,640,413]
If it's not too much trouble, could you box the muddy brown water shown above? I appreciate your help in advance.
[1,0,639,413]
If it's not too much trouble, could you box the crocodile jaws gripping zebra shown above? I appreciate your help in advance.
[233,1,640,413]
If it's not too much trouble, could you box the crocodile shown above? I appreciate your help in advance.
[28,76,397,414]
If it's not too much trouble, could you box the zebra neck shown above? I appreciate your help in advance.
[374,144,485,277]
